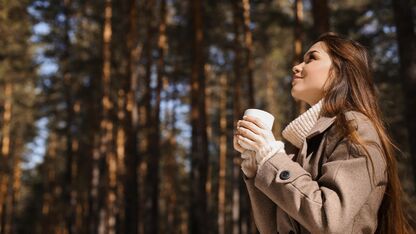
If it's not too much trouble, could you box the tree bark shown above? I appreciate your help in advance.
[392,0,416,182]
[311,0,330,38]
[142,0,158,233]
[62,0,77,233]
[218,74,228,234]
[189,0,209,233]
[242,0,255,108]
[0,82,12,234]
[99,0,116,232]
[124,0,141,233]
[293,0,307,115]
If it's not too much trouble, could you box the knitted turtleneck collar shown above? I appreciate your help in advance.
[282,98,324,149]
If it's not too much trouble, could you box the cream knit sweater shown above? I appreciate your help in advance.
[282,98,324,149]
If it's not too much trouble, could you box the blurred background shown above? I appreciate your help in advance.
[0,0,415,233]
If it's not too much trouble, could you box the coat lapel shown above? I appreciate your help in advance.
[305,115,337,140]
[298,115,337,164]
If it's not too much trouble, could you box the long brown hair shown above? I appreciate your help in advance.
[313,32,412,234]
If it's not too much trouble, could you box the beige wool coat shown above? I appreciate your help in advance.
[244,111,388,234]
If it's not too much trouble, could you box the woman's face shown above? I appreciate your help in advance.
[291,41,332,106]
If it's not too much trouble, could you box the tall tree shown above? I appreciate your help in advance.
[392,0,416,181]
[0,82,13,233]
[293,0,307,114]
[311,0,330,38]
[123,0,141,233]
[142,0,158,232]
[189,0,209,233]
[61,0,77,233]
[232,2,243,234]
[242,0,255,108]
[98,0,116,232]
[218,73,227,234]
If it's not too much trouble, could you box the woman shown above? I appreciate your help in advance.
[233,32,411,233]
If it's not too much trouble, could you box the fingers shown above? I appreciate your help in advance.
[237,119,262,135]
[242,115,267,130]
[237,126,259,143]
[237,134,257,151]
[233,134,245,153]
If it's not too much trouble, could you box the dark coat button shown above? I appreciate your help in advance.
[279,170,291,180]
[289,231,295,234]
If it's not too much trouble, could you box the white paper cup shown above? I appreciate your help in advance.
[243,109,275,130]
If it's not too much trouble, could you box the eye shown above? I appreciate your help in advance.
[306,55,315,63]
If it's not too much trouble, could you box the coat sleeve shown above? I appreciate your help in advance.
[243,140,299,233]
[243,175,277,234]
[252,121,387,233]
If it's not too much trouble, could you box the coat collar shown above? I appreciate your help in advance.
[305,115,337,140]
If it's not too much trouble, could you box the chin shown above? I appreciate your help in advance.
[291,91,307,103]
[291,89,299,100]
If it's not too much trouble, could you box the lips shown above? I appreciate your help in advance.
[292,76,302,84]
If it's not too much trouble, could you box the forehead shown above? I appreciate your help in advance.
[306,41,328,54]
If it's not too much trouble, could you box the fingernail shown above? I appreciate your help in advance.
[243,116,247,119]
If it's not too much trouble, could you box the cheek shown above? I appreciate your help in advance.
[292,67,330,97]
[307,65,331,88]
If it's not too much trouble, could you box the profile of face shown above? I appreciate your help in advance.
[291,41,333,106]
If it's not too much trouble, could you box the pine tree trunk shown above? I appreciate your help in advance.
[218,74,228,234]
[0,82,12,233]
[233,1,253,233]
[311,0,330,37]
[4,137,22,234]
[293,0,307,115]
[145,0,167,232]
[189,0,209,233]
[124,0,141,233]
[61,1,77,232]
[142,0,157,233]
[41,132,58,234]
[88,64,103,234]
[163,82,179,234]
[392,0,416,183]
[242,0,255,108]
[99,0,116,232]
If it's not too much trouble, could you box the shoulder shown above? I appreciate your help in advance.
[325,111,388,184]
[344,110,381,145]
[324,110,384,160]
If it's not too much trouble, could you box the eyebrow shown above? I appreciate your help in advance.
[303,50,319,61]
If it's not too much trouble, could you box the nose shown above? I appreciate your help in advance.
[292,63,303,74]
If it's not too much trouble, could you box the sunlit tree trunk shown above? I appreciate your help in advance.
[98,0,116,232]
[0,82,12,233]
[4,136,23,234]
[293,0,307,115]
[392,0,416,182]
[242,0,255,108]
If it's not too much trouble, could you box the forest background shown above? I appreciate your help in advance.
[0,0,415,233]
